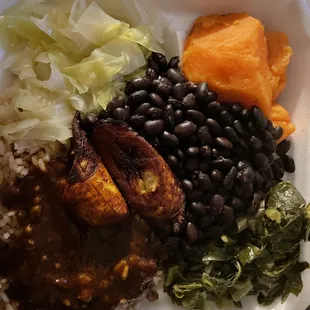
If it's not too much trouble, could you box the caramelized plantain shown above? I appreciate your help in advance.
[63,113,128,226]
[91,119,185,230]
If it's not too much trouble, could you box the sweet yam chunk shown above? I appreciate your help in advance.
[266,31,293,100]
[183,13,273,115]
[268,103,295,142]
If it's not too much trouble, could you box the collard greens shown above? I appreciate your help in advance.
[164,182,310,309]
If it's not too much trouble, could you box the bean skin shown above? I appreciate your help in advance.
[107,96,125,111]
[206,118,222,137]
[186,110,205,126]
[168,56,180,69]
[160,131,178,147]
[149,93,165,108]
[195,82,209,103]
[277,139,291,156]
[186,222,198,243]
[166,68,186,84]
[198,126,213,144]
[210,194,224,216]
[282,155,295,173]
[215,137,233,150]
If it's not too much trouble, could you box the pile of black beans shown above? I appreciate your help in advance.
[93,52,295,243]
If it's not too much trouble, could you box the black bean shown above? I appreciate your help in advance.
[231,197,244,210]
[253,153,269,171]
[237,160,251,170]
[146,68,158,80]
[277,139,291,156]
[160,77,174,88]
[206,118,222,137]
[198,126,213,144]
[155,81,172,97]
[174,109,184,124]
[210,170,223,183]
[185,135,198,147]
[190,202,208,215]
[148,93,164,109]
[252,107,267,128]
[243,183,254,199]
[107,96,126,111]
[144,120,164,135]
[282,155,295,173]
[239,109,250,122]
[247,121,256,132]
[162,105,175,131]
[248,193,261,215]
[272,161,285,180]
[182,179,193,193]
[185,158,200,172]
[253,171,264,189]
[168,56,180,69]
[146,107,163,119]
[166,155,178,168]
[223,166,237,190]
[185,110,205,126]
[129,115,146,129]
[231,104,243,115]
[195,82,209,103]
[185,81,198,93]
[265,166,274,179]
[186,222,198,243]
[215,137,233,150]
[173,83,187,100]
[267,154,275,164]
[152,52,167,71]
[266,120,275,135]
[186,147,200,157]
[237,166,255,184]
[128,90,149,106]
[220,206,234,226]
[219,110,234,127]
[260,129,274,143]
[98,109,110,120]
[187,190,205,202]
[273,126,284,140]
[148,58,159,72]
[182,93,196,109]
[205,225,224,238]
[199,216,215,229]
[201,145,212,158]
[199,161,210,173]
[234,184,245,197]
[85,113,98,124]
[212,148,231,158]
[208,91,218,102]
[130,77,151,92]
[210,194,224,215]
[248,136,262,151]
[223,126,239,143]
[168,98,182,109]
[212,157,234,171]
[196,172,212,191]
[207,101,223,116]
[166,68,185,84]
[160,131,178,147]
[135,102,151,115]
[176,149,185,160]
[113,107,130,121]
[233,120,248,137]
[175,121,197,139]
[262,142,277,155]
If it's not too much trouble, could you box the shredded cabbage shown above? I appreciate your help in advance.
[0,0,164,151]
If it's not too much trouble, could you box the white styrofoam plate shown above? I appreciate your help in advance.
[0,0,310,309]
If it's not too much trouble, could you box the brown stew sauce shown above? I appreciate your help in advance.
[0,162,160,310]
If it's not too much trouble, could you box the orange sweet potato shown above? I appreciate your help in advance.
[268,103,295,142]
[266,32,293,100]
[182,13,273,115]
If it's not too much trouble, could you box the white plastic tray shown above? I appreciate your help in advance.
[0,0,309,309]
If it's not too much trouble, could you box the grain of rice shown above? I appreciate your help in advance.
[0,292,9,303]
[7,212,15,217]
[20,168,29,176]
[0,221,6,228]
[15,166,23,174]
[2,233,10,240]
[2,153,10,166]
[31,155,38,167]
[38,159,46,172]
[43,152,50,162]
[0,142,5,157]
[14,158,23,166]
[3,216,11,226]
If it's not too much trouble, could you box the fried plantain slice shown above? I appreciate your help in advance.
[63,113,128,226]
[91,119,185,230]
